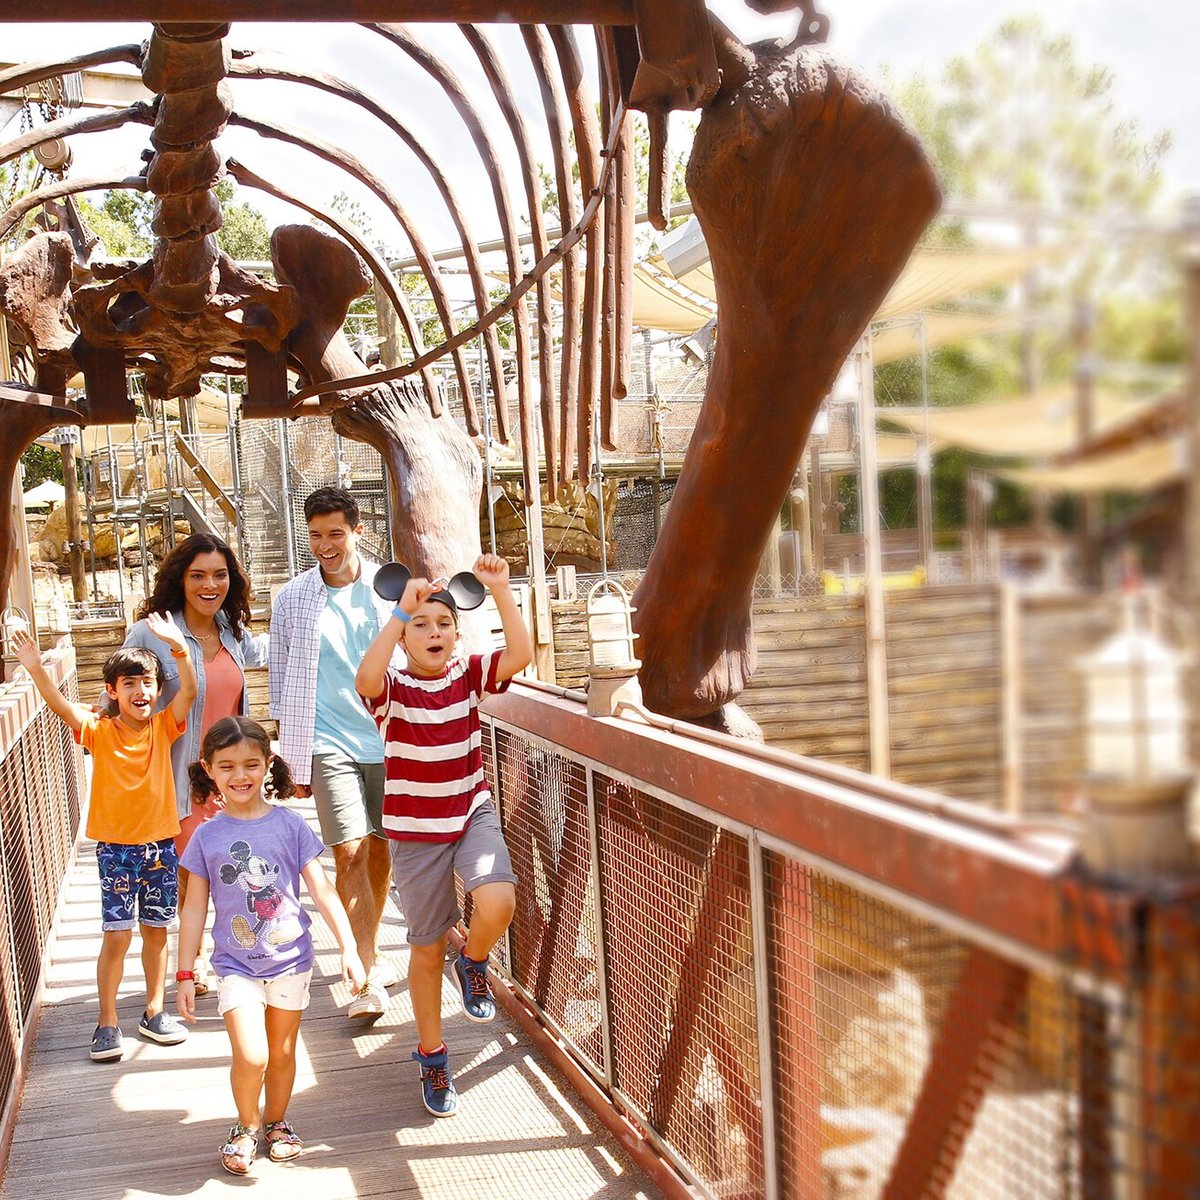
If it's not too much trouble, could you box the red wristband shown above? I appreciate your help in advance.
[175,970,196,982]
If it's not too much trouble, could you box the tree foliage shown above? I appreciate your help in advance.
[893,16,1170,220]
[75,178,272,262]
[867,17,1176,539]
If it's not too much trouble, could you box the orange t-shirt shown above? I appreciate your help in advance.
[77,708,185,845]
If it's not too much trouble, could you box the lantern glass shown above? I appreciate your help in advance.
[1080,612,1189,781]
[586,580,636,670]
[1,606,30,658]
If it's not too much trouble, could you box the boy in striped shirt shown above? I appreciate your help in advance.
[355,553,532,1118]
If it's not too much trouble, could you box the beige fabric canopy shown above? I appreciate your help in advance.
[997,435,1186,493]
[633,239,1071,336]
[872,312,1019,365]
[879,388,1155,459]
[78,387,233,455]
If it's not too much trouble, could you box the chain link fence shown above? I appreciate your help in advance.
[480,685,1200,1199]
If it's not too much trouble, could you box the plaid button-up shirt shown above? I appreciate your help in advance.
[269,558,399,785]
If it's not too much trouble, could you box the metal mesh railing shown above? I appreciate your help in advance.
[481,684,1200,1199]
[0,643,83,1136]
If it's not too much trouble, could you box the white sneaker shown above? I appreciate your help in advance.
[348,982,386,1020]
[369,960,401,990]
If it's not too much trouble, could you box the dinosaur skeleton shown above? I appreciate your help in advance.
[0,5,938,722]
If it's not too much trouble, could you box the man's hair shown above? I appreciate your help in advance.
[304,486,359,527]
[103,646,164,688]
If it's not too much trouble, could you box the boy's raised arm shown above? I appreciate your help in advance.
[9,628,89,732]
[474,554,533,682]
[355,575,435,701]
[146,611,197,724]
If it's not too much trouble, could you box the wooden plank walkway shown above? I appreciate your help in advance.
[1,799,658,1200]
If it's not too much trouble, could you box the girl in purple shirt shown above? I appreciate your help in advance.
[177,717,365,1176]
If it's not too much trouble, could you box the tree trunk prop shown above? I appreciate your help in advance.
[271,225,484,633]
[633,29,940,721]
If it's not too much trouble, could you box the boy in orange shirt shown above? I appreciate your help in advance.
[13,612,197,1062]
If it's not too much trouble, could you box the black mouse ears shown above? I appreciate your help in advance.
[372,562,487,611]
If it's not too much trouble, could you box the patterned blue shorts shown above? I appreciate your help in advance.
[96,839,179,931]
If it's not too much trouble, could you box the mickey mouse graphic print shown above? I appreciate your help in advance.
[180,806,325,979]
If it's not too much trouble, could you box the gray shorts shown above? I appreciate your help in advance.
[388,801,517,945]
[310,751,386,846]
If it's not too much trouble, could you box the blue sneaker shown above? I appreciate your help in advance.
[453,952,495,1023]
[413,1045,457,1118]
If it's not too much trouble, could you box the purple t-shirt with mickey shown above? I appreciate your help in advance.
[181,806,325,980]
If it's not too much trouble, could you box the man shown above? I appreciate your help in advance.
[269,486,398,1019]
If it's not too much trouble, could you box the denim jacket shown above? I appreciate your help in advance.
[123,608,269,818]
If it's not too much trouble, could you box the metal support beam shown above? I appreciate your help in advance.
[0,1,636,21]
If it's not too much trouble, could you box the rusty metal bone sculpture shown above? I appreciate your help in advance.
[632,26,940,723]
[0,6,939,718]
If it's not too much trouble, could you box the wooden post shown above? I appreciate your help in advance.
[858,337,891,778]
[60,437,87,603]
[1074,299,1100,589]
[809,440,824,578]
[999,580,1022,814]
[0,311,39,654]
[1182,197,1200,615]
[916,314,934,574]
[759,512,782,598]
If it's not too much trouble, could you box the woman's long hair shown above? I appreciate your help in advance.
[137,533,253,640]
[188,717,296,802]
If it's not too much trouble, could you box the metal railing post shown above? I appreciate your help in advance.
[748,831,780,1200]
[584,767,615,1086]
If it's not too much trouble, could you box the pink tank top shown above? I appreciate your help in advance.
[201,646,244,735]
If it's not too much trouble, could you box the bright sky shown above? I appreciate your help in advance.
[2,3,1195,262]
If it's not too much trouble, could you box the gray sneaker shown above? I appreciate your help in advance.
[138,1010,187,1045]
[90,1025,124,1062]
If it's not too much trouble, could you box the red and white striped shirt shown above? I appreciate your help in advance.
[366,651,509,843]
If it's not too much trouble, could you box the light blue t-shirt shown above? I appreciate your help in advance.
[312,577,386,762]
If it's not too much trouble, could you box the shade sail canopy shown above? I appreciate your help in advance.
[638,221,1073,335]
[22,480,65,507]
[872,312,1019,365]
[997,435,1186,494]
[879,388,1156,459]
[77,387,235,456]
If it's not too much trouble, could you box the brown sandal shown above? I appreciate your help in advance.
[264,1119,303,1162]
[220,1123,259,1175]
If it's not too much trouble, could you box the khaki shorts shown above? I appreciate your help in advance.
[388,801,517,945]
[310,751,385,846]
[217,968,312,1015]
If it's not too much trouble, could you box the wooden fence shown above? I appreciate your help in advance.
[552,581,1197,813]
[58,582,1197,817]
[62,611,273,729]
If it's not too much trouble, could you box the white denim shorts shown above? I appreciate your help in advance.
[217,968,313,1015]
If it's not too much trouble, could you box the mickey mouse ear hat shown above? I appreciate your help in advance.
[372,563,486,611]
[372,562,411,602]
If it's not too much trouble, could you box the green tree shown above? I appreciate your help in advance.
[874,17,1174,539]
[892,16,1170,254]
[77,178,271,261]
[213,178,272,262]
[18,443,63,490]
[537,110,694,252]
[78,189,153,257]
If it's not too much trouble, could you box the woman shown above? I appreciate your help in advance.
[122,533,269,983]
